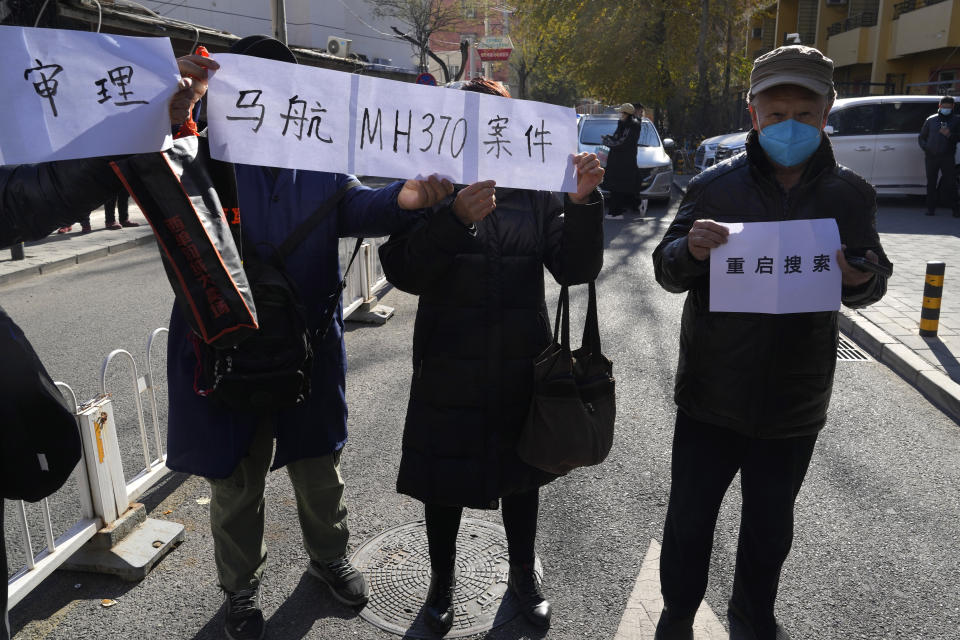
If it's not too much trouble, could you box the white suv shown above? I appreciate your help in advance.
[825,95,959,196]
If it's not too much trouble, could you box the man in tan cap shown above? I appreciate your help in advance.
[601,102,642,218]
[651,45,892,640]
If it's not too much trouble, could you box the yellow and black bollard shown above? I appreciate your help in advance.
[920,261,946,337]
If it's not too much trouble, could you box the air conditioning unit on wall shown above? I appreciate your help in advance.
[327,36,352,57]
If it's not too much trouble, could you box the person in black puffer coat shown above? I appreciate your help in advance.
[602,103,642,217]
[379,77,605,635]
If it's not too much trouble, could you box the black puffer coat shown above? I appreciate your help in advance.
[379,187,604,509]
[653,131,890,438]
[602,116,641,193]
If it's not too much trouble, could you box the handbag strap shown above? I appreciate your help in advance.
[583,281,602,353]
[553,282,602,353]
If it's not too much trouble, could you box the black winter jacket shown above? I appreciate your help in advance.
[653,131,889,438]
[602,116,641,193]
[918,112,960,157]
[380,187,604,508]
[0,158,122,248]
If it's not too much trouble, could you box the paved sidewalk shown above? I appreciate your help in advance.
[673,173,960,423]
[0,204,155,286]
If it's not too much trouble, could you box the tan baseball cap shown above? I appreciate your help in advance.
[618,103,636,115]
[750,45,834,97]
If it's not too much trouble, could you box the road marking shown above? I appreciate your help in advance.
[613,539,727,640]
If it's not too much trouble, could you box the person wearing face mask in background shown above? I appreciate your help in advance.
[917,95,960,217]
[651,46,891,640]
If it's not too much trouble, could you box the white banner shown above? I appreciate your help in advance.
[0,26,179,165]
[709,219,842,314]
[207,54,578,192]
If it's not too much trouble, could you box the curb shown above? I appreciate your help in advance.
[0,233,155,288]
[840,312,960,423]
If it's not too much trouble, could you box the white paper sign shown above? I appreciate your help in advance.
[709,219,842,314]
[0,26,179,165]
[207,54,578,192]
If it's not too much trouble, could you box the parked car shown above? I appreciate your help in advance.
[824,94,960,196]
[694,131,749,171]
[577,113,675,201]
[712,131,749,165]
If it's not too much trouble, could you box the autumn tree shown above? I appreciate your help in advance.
[365,0,460,72]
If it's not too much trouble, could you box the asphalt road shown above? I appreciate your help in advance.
[4,195,960,640]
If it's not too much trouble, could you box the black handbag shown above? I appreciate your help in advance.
[518,282,615,475]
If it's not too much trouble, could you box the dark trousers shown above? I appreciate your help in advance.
[609,191,633,215]
[104,192,129,224]
[424,489,539,577]
[924,153,958,213]
[658,412,817,640]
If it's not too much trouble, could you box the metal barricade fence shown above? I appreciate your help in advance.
[6,329,170,609]
[8,238,389,607]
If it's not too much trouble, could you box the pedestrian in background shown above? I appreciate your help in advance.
[164,37,452,640]
[652,45,891,640]
[602,103,642,219]
[104,191,140,229]
[379,78,605,637]
[917,95,960,217]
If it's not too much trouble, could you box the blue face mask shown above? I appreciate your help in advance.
[757,119,822,168]
[940,107,953,116]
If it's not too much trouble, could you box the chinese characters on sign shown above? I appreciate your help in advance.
[207,54,578,192]
[0,26,179,164]
[710,219,842,314]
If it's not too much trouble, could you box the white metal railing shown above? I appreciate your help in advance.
[7,329,171,609]
[340,236,389,318]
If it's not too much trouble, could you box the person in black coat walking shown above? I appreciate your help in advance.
[917,95,960,217]
[379,77,606,635]
[602,103,642,218]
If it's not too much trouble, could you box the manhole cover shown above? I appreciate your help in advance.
[351,518,541,638]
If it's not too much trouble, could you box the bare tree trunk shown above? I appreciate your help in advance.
[723,5,733,130]
[694,0,711,136]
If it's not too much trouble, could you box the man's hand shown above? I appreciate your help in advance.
[452,180,497,226]
[397,175,454,211]
[568,152,604,204]
[837,246,879,287]
[686,219,729,261]
[169,54,219,125]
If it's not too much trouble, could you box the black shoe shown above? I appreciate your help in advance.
[507,564,551,629]
[654,607,695,640]
[926,210,936,216]
[307,556,369,607]
[223,587,265,640]
[422,571,455,635]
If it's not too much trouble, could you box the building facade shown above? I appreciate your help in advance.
[746,0,960,96]
[427,1,512,87]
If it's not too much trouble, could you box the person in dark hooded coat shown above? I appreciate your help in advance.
[378,78,606,635]
[602,103,642,217]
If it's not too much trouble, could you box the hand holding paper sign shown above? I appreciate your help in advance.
[397,174,454,210]
[686,219,730,261]
[169,54,220,126]
[837,246,882,286]
[453,180,497,226]
[568,152,605,204]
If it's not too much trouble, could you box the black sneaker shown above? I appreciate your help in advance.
[507,564,551,629]
[223,587,265,640]
[308,556,369,607]
[423,571,455,635]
